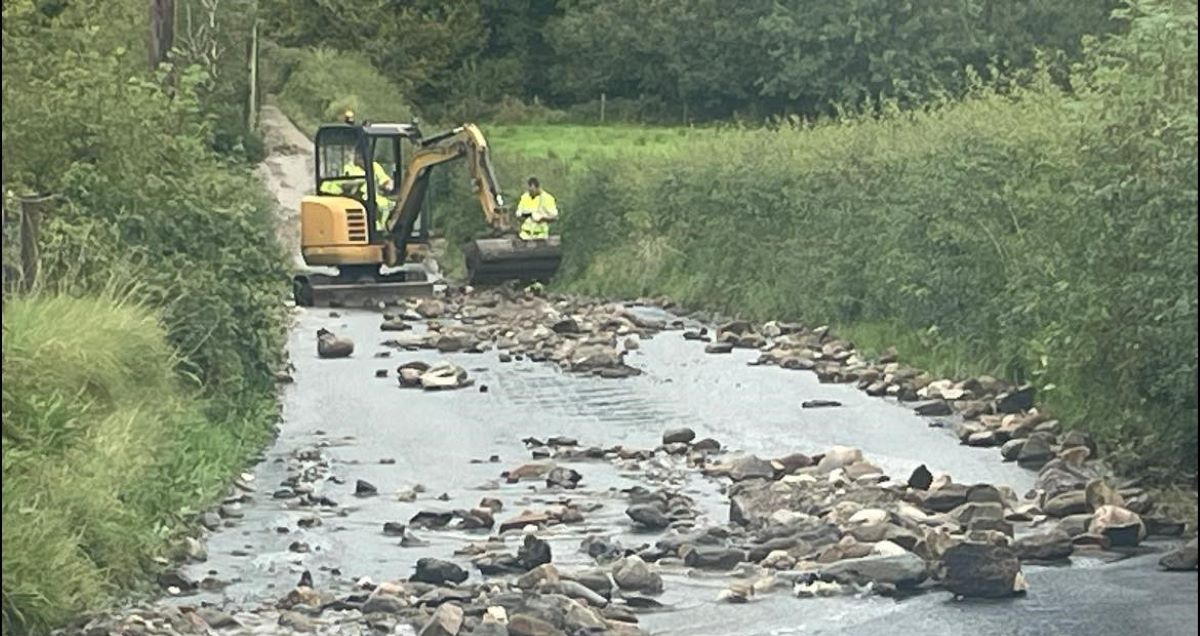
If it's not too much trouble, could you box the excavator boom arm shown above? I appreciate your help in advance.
[382,124,509,265]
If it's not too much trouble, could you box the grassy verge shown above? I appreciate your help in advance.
[1,294,278,634]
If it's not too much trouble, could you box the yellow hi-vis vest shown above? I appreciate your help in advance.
[319,162,392,230]
[516,191,559,222]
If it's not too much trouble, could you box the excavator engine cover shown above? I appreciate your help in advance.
[464,237,562,286]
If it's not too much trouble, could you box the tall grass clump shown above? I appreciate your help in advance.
[432,0,1198,480]
[2,294,278,634]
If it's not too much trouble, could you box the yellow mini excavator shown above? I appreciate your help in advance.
[292,120,561,306]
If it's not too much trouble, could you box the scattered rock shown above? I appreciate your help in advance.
[939,542,1023,598]
[907,464,933,491]
[1090,505,1145,547]
[1015,529,1074,562]
[662,427,696,444]
[418,602,464,636]
[1159,539,1198,571]
[821,552,927,588]
[626,504,670,530]
[411,558,469,585]
[995,384,1035,414]
[913,400,952,416]
[356,479,378,497]
[317,328,354,358]
[613,556,663,594]
[1044,491,1089,518]
[508,613,564,636]
[705,342,734,354]
[727,454,775,481]
[517,534,552,571]
[545,467,582,490]
[801,400,841,409]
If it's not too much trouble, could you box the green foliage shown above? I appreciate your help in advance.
[3,0,287,630]
[258,0,1121,122]
[2,295,277,634]
[270,46,413,136]
[434,0,1198,480]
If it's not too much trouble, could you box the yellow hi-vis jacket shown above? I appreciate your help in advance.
[319,161,393,230]
[517,191,558,222]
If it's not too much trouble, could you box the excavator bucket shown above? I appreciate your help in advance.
[292,265,434,308]
[464,236,562,286]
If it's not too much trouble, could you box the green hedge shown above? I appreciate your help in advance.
[3,1,288,632]
[434,1,1198,479]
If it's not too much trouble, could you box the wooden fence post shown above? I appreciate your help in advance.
[247,19,259,131]
[19,197,50,293]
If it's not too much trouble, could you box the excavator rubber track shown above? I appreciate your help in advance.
[292,266,434,308]
[464,236,562,286]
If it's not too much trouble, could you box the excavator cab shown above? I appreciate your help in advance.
[293,119,562,307]
[295,122,434,307]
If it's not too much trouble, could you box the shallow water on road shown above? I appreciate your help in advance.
[178,306,1196,636]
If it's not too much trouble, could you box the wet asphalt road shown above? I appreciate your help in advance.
[178,306,1197,636]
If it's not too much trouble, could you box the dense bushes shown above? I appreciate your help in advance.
[259,0,1122,122]
[434,0,1198,479]
[3,0,287,631]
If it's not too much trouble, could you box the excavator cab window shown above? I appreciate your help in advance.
[315,126,369,203]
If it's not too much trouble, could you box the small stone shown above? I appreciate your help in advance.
[356,480,378,497]
[418,602,464,636]
[662,427,696,444]
[410,558,468,585]
[907,464,933,490]
[516,534,552,571]
[913,400,952,416]
[801,399,842,409]
[626,503,670,530]
[613,556,663,594]
[1159,539,1198,571]
[1015,528,1073,561]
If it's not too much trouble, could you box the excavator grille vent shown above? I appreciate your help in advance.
[346,208,368,242]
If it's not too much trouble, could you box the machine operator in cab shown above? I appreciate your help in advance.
[318,111,395,231]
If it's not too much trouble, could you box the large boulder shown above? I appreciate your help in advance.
[411,558,468,585]
[626,503,670,530]
[419,362,471,390]
[418,603,464,636]
[1014,528,1074,562]
[316,329,353,358]
[612,556,663,594]
[821,552,928,588]
[939,542,1023,598]
[728,455,775,481]
[680,546,745,570]
[662,427,696,444]
[517,534,553,571]
[1090,505,1145,547]
[815,446,863,473]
